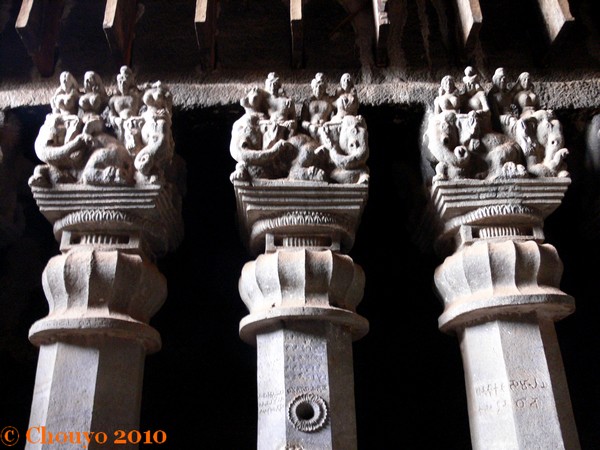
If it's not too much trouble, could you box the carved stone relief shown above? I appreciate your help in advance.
[230,72,369,185]
[29,66,176,188]
[422,66,570,183]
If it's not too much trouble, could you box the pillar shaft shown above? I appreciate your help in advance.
[256,322,356,450]
[28,339,145,450]
[459,318,579,449]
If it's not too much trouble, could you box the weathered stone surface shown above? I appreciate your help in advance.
[422,67,570,185]
[256,323,357,450]
[230,72,369,186]
[27,339,145,450]
[233,180,368,256]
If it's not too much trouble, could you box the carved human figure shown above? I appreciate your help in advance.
[132,82,175,183]
[301,73,335,140]
[30,68,178,188]
[423,67,569,182]
[423,110,526,181]
[461,66,490,115]
[329,73,359,123]
[51,71,80,116]
[434,76,461,115]
[79,71,109,135]
[29,114,91,186]
[511,72,540,119]
[489,68,515,118]
[264,72,296,124]
[108,66,142,140]
[229,113,294,181]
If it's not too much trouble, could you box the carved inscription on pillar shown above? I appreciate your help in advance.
[473,376,550,416]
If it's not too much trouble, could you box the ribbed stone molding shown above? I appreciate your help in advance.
[230,71,370,450]
[238,246,368,344]
[25,69,183,449]
[430,178,579,450]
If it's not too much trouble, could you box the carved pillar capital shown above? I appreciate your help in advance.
[430,177,573,332]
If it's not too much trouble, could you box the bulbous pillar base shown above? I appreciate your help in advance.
[26,247,167,448]
[238,247,367,450]
[435,239,574,333]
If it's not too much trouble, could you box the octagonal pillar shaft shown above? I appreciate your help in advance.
[230,72,370,450]
[429,179,580,450]
[459,317,579,449]
[256,322,356,450]
[239,247,367,450]
[27,339,145,450]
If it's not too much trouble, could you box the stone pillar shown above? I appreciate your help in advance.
[26,68,183,449]
[422,67,580,449]
[230,72,369,450]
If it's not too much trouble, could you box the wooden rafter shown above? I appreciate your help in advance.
[15,0,65,77]
[195,0,218,71]
[103,0,139,67]
[536,0,574,44]
[372,0,390,67]
[290,0,303,68]
[455,0,482,50]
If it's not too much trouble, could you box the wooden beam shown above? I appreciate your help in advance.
[15,0,64,77]
[536,0,574,44]
[290,0,303,69]
[103,0,139,67]
[455,0,482,49]
[195,0,218,71]
[372,0,390,67]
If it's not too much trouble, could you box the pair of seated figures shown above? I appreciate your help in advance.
[230,72,369,185]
